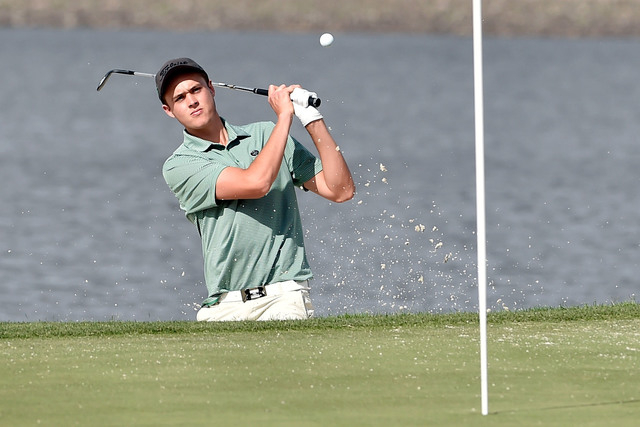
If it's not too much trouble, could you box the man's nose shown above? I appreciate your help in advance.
[187,93,198,106]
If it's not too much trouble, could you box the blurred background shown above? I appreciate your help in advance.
[1,1,639,321]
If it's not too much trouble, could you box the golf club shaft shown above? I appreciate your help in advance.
[96,69,321,107]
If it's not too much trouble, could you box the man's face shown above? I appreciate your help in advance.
[162,72,217,132]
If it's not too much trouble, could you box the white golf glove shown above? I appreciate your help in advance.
[291,88,323,127]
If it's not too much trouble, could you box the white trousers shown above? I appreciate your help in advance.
[196,280,314,322]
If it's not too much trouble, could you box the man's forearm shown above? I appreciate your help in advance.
[244,114,293,193]
[306,120,355,199]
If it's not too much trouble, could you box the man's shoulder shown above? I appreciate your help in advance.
[232,120,276,134]
[162,142,200,172]
[163,142,190,160]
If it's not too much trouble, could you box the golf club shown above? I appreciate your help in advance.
[96,68,321,107]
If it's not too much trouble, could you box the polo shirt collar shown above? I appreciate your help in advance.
[182,119,251,152]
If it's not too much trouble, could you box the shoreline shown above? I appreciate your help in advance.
[2,0,640,38]
[2,302,638,333]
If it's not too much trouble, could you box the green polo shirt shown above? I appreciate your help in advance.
[162,120,322,306]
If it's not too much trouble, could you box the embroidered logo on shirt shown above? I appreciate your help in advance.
[250,150,259,157]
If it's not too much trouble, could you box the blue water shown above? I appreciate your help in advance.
[0,29,638,321]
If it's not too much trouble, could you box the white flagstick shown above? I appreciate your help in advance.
[472,0,489,416]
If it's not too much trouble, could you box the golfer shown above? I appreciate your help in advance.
[158,58,355,321]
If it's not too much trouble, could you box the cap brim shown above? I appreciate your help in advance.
[159,66,208,103]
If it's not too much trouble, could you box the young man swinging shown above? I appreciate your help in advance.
[158,58,355,321]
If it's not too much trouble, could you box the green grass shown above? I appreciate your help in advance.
[1,302,639,426]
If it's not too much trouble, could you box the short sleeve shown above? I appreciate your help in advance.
[162,153,226,215]
[286,136,323,187]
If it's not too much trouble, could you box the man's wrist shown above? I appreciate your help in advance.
[304,117,324,129]
[277,111,294,123]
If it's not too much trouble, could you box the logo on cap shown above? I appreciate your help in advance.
[158,60,190,79]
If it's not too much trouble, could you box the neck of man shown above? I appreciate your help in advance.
[187,115,229,146]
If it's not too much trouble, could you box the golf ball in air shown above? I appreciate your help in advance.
[319,33,334,47]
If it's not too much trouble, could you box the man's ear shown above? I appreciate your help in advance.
[162,104,175,118]
[208,80,216,96]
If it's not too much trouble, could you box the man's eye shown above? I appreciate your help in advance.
[192,87,201,93]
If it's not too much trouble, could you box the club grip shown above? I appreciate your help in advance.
[255,88,321,108]
[307,97,322,108]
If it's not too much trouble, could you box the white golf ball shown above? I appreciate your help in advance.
[319,33,334,47]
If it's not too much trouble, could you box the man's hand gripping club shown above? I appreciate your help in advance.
[291,88,323,127]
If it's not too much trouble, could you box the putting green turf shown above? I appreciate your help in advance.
[1,304,639,426]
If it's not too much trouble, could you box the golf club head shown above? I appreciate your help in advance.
[96,69,137,91]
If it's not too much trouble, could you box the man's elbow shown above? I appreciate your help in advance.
[247,179,273,199]
[221,176,273,200]
[333,185,356,203]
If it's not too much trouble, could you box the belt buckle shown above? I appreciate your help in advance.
[241,286,267,302]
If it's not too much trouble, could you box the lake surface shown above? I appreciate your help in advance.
[1,29,638,321]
